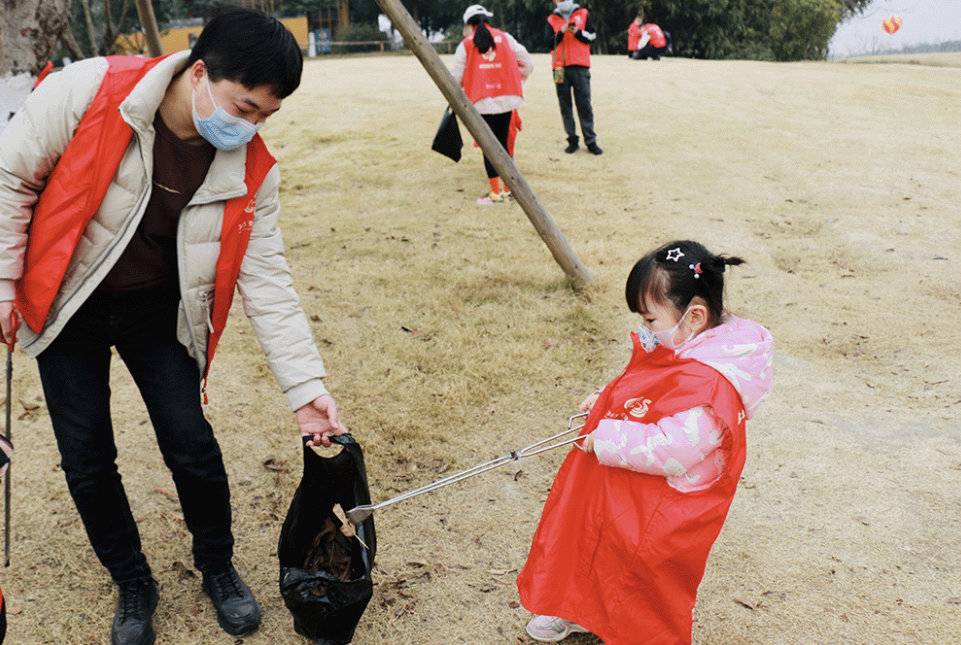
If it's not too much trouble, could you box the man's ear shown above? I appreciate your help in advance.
[189,60,206,89]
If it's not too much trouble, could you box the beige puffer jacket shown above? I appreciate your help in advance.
[0,52,328,411]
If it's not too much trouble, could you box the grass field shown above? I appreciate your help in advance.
[4,52,961,643]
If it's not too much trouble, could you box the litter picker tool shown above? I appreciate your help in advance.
[346,413,589,527]
[3,311,18,568]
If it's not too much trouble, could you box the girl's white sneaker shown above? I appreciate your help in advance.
[525,614,590,642]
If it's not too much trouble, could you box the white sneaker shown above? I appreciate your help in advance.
[525,614,590,642]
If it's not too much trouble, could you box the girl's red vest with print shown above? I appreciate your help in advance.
[15,55,275,376]
[548,8,591,69]
[644,23,668,49]
[461,27,523,103]
[517,334,749,645]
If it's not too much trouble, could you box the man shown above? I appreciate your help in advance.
[0,9,344,645]
[546,0,602,155]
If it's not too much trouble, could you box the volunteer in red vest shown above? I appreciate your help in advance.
[452,4,533,205]
[630,13,669,61]
[546,0,602,155]
[0,10,345,645]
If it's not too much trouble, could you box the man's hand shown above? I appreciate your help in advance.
[295,394,347,448]
[0,302,18,350]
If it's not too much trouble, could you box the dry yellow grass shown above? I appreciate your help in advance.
[3,52,960,643]
[841,51,961,68]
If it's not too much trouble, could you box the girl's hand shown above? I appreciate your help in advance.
[576,432,595,454]
[579,389,601,413]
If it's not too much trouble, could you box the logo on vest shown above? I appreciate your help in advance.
[244,198,256,214]
[624,397,653,419]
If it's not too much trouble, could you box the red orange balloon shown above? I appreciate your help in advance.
[882,16,902,35]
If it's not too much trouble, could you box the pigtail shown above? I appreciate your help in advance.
[712,254,745,273]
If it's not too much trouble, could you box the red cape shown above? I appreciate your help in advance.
[517,336,748,644]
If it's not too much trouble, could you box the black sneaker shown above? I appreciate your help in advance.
[111,577,158,645]
[587,143,604,156]
[564,137,580,154]
[202,565,262,636]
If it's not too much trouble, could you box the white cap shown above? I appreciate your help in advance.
[463,4,494,24]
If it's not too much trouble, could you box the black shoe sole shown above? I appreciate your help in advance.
[111,623,155,645]
[215,609,262,637]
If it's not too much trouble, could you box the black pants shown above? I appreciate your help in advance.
[555,65,597,146]
[37,288,233,582]
[632,44,667,60]
[481,111,513,180]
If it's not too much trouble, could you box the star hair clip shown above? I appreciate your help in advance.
[665,248,685,262]
[689,262,703,279]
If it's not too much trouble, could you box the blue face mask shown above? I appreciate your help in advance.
[556,0,576,15]
[192,74,259,151]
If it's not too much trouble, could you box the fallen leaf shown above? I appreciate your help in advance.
[153,487,178,502]
[508,600,520,609]
[332,503,369,550]
[262,458,289,473]
[171,560,196,580]
[840,613,849,623]
[853,515,871,526]
[19,398,39,411]
[734,597,756,610]
[947,597,961,606]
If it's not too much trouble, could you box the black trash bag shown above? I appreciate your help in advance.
[431,108,463,162]
[278,435,376,645]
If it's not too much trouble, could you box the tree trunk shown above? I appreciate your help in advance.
[133,0,163,56]
[0,0,74,74]
[80,0,99,56]
[61,25,86,61]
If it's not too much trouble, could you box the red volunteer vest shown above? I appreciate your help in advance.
[645,23,668,49]
[628,22,644,51]
[548,8,592,69]
[517,334,749,645]
[16,55,276,381]
[461,27,523,103]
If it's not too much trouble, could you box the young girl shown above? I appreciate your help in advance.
[451,4,533,205]
[517,240,773,644]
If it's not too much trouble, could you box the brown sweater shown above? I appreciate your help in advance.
[98,114,215,292]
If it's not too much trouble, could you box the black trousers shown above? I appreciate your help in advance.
[37,288,233,582]
[481,111,513,180]
[632,44,668,60]
[555,65,597,146]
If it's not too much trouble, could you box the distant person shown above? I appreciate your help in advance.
[452,4,533,205]
[546,0,602,155]
[630,14,669,60]
[518,240,774,643]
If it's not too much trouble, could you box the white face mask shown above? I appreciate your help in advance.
[556,0,576,15]
[637,308,693,353]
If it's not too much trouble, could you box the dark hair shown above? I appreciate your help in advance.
[188,8,303,99]
[625,240,745,325]
[467,15,496,54]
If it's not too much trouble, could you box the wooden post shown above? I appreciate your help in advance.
[374,0,593,286]
[134,0,163,56]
